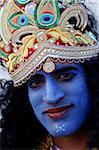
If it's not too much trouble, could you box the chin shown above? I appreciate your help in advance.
[50,127,82,137]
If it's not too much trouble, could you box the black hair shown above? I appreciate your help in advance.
[0,80,48,149]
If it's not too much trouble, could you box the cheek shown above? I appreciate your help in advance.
[28,87,43,108]
[65,76,87,92]
[77,78,91,109]
[63,76,91,105]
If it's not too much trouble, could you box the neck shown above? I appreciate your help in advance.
[53,130,89,150]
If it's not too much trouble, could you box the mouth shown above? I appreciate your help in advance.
[43,104,74,119]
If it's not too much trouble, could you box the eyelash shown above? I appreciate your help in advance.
[30,80,45,89]
[29,72,76,89]
[55,72,76,82]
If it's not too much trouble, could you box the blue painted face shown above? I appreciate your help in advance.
[27,63,91,137]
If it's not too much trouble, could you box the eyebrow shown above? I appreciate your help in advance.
[29,74,44,82]
[52,66,78,75]
[29,66,78,82]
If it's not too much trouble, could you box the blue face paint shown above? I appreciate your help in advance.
[27,63,91,137]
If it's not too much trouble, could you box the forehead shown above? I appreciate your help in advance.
[52,63,82,69]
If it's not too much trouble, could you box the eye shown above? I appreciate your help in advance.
[55,72,76,82]
[28,74,45,89]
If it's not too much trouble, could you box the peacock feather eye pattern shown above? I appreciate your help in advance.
[34,0,60,29]
[39,13,55,25]
[8,12,29,29]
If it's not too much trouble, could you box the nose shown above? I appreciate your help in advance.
[43,76,65,104]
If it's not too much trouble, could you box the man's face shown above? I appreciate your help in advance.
[27,63,91,137]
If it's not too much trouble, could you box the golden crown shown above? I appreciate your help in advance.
[0,0,99,86]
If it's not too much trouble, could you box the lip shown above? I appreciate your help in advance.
[43,104,74,119]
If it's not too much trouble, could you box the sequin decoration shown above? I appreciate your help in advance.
[25,2,36,16]
[35,0,60,28]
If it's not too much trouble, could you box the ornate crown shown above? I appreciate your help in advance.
[0,0,99,86]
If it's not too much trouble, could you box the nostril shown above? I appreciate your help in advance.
[58,96,64,101]
[55,96,64,104]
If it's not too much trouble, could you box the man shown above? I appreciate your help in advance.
[0,0,99,149]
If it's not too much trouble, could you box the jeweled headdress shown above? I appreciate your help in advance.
[0,0,99,86]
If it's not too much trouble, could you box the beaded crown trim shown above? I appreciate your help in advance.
[0,0,99,86]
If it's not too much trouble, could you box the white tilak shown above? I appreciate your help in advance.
[56,124,66,133]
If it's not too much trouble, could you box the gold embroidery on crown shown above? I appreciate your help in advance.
[0,0,99,86]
